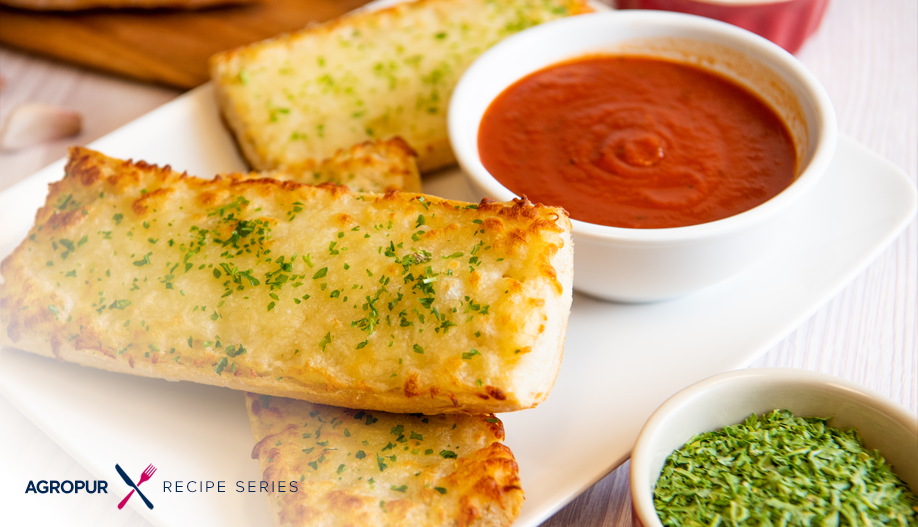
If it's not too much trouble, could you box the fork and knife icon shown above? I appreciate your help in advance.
[116,463,157,510]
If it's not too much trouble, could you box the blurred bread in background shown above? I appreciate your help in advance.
[0,0,269,11]
[210,0,593,173]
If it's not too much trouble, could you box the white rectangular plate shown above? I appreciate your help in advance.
[1,84,915,527]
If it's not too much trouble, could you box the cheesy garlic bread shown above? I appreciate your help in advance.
[209,0,593,173]
[246,393,523,526]
[0,147,573,414]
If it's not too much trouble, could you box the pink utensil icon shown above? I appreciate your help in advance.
[118,464,157,510]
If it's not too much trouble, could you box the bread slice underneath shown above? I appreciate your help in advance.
[246,393,523,527]
[0,147,573,414]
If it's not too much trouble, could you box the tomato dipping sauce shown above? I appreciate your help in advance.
[478,56,797,229]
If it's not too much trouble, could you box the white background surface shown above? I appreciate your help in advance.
[0,1,916,526]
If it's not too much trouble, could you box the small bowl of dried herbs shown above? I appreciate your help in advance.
[630,368,918,527]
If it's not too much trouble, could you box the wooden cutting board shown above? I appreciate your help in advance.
[0,0,371,89]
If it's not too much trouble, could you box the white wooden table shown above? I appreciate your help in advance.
[0,1,915,525]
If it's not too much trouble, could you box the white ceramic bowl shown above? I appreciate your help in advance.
[448,10,837,302]
[630,368,918,527]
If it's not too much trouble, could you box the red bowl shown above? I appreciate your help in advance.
[614,0,830,54]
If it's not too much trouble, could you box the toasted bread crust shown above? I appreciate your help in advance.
[245,393,523,527]
[0,147,573,414]
[209,0,593,173]
[264,137,422,193]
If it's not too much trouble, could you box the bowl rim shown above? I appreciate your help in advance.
[448,10,838,244]
[629,367,918,527]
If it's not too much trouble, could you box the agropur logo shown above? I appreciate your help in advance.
[24,463,156,511]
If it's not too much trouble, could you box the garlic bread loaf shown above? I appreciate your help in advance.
[0,147,573,414]
[246,393,523,527]
[209,0,593,173]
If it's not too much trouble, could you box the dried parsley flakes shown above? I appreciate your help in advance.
[654,409,918,527]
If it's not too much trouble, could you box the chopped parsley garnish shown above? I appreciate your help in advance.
[214,357,228,375]
[59,239,75,252]
[109,299,132,310]
[132,252,152,266]
[462,349,480,360]
[654,409,918,527]
[319,332,332,351]
[225,344,247,357]
[259,394,272,409]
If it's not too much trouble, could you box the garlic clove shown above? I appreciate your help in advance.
[0,103,82,152]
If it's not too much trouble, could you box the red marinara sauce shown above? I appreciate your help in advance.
[478,56,797,229]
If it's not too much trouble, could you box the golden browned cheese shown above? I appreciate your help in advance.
[263,137,422,193]
[0,147,573,414]
[246,393,523,527]
[0,0,265,10]
[209,0,593,173]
